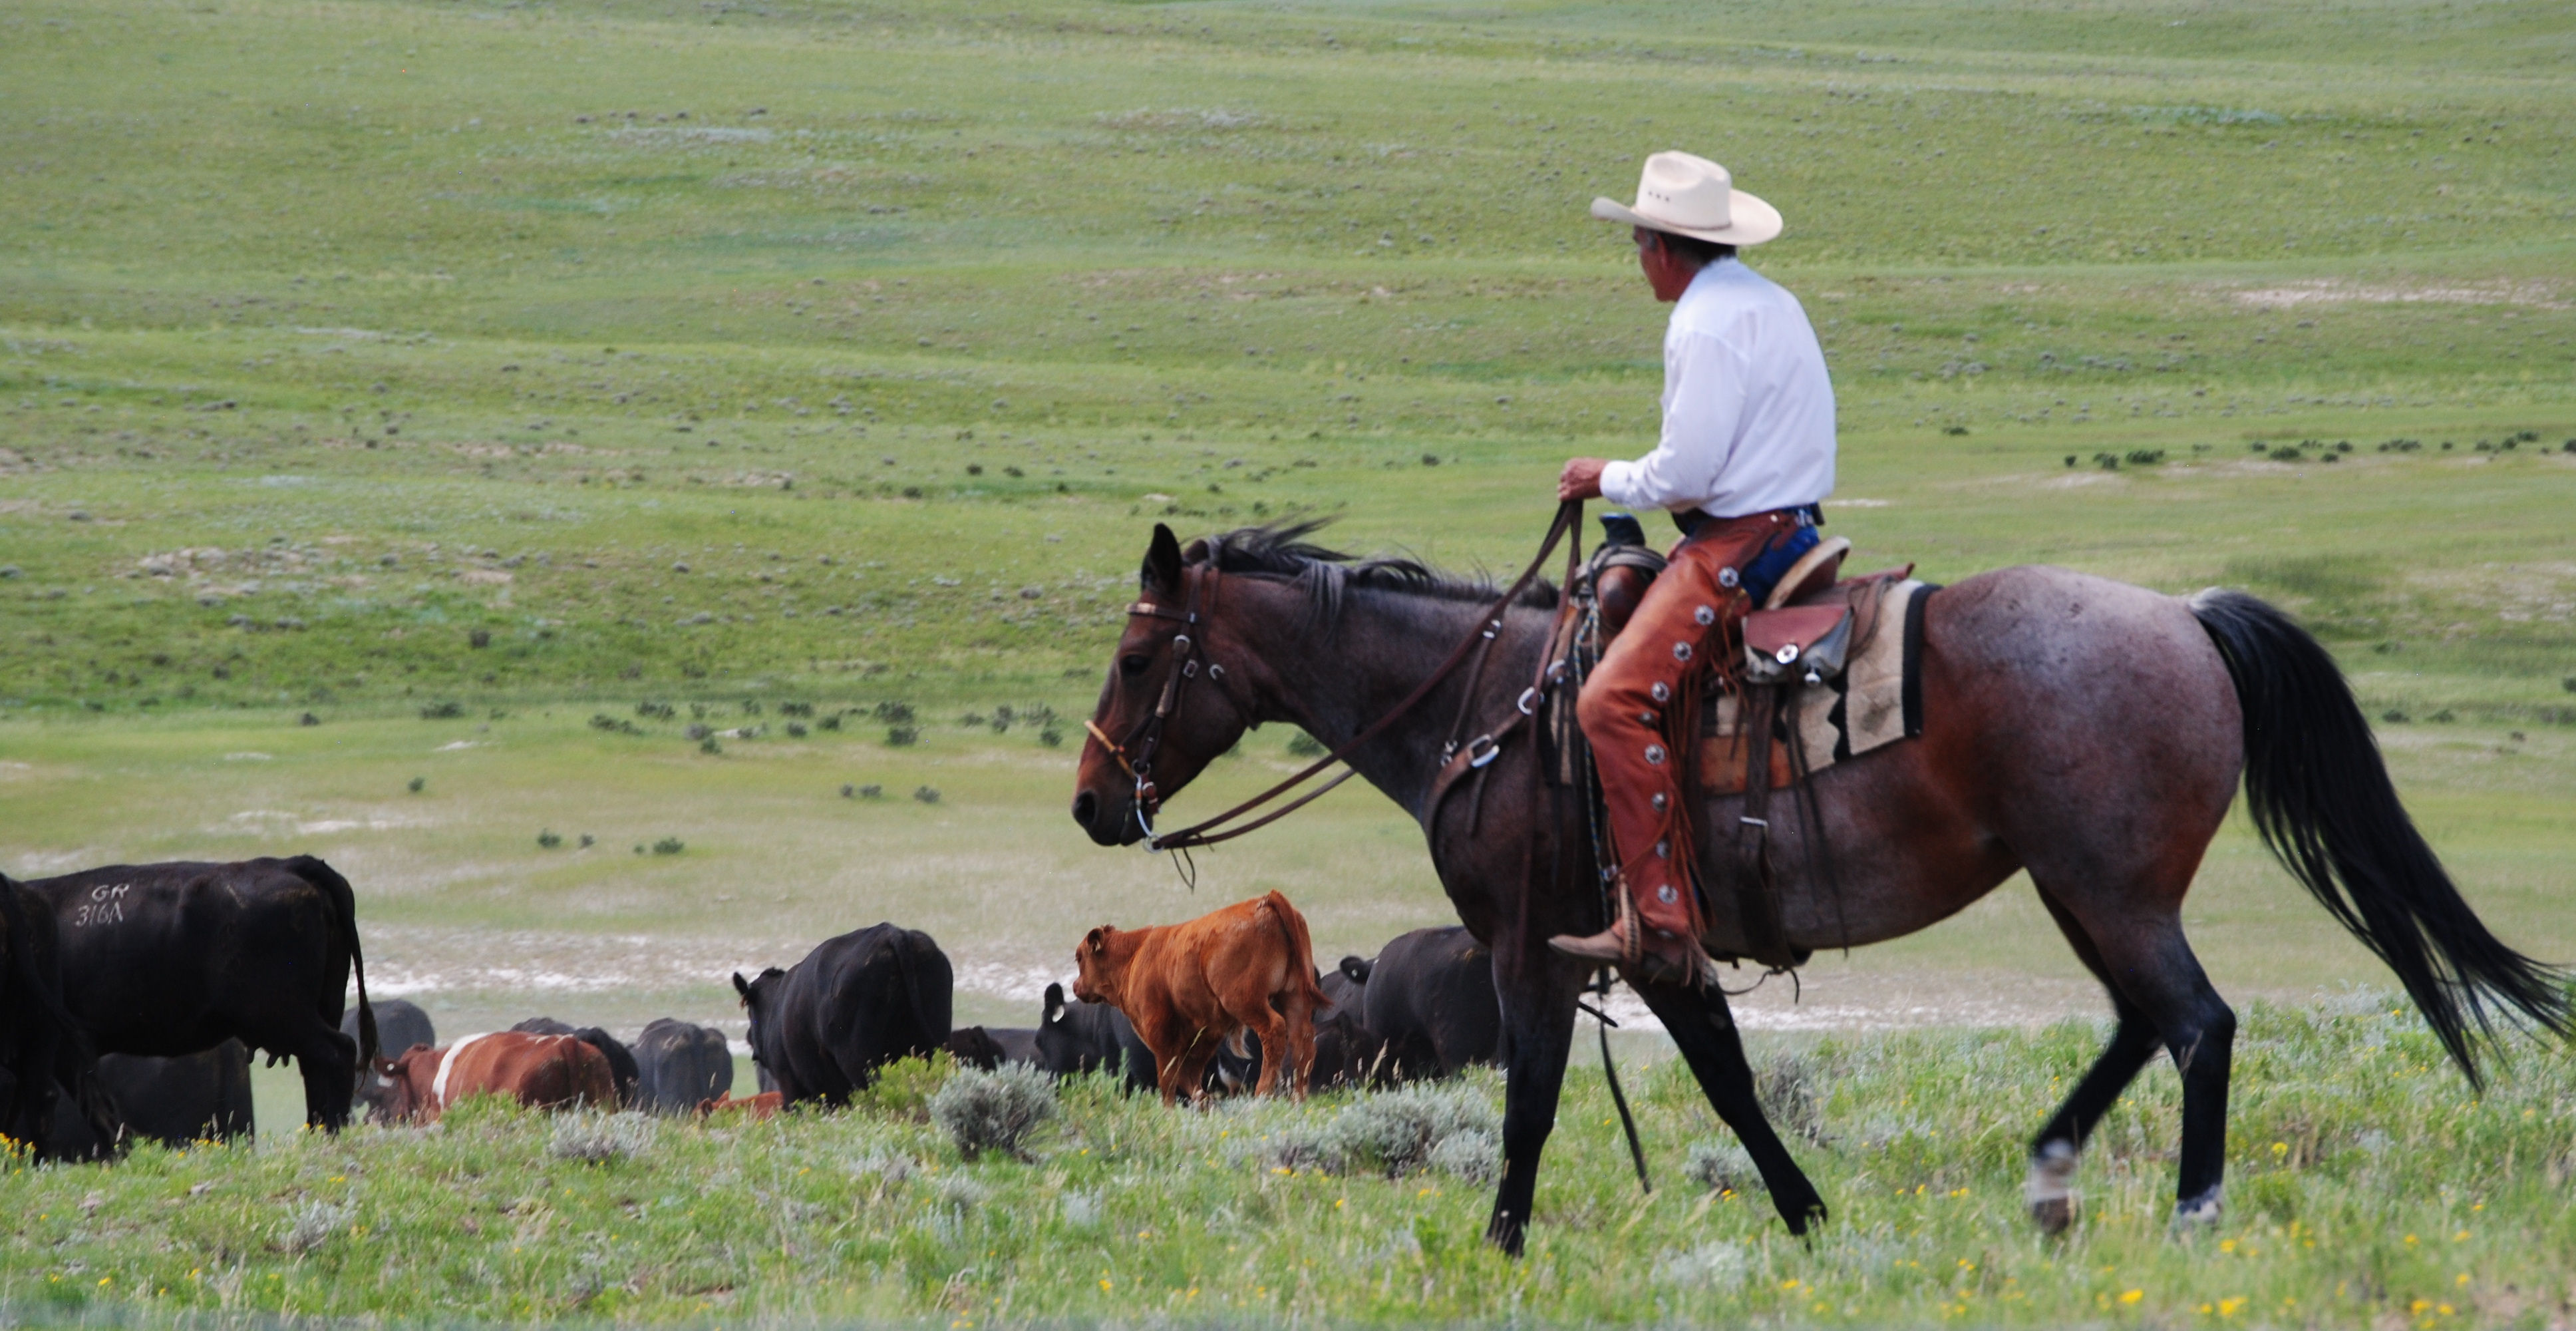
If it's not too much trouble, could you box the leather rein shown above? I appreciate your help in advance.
[1085,501,1585,854]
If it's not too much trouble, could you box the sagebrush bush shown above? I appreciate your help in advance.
[1755,1049,1828,1144]
[280,1201,351,1256]
[928,1065,1056,1161]
[1652,1240,1750,1290]
[1686,1139,1764,1195]
[1263,1125,1339,1173]
[1267,1083,1500,1176]
[1428,1127,1500,1185]
[1330,1083,1500,1176]
[548,1111,654,1164]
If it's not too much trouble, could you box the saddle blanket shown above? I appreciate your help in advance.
[1698,579,1937,796]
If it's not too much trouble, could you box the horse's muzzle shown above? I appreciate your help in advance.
[1069,787,1140,847]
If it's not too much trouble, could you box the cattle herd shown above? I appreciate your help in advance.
[0,855,1502,1157]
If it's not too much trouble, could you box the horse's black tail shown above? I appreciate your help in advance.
[2190,588,2573,1086]
[286,855,377,1065]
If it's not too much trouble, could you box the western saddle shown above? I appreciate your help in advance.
[1571,524,1914,971]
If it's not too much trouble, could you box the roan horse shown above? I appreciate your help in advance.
[1072,518,2570,1254]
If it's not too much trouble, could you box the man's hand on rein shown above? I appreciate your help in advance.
[1557,458,1608,502]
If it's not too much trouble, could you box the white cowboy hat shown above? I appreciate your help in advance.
[1590,150,1782,247]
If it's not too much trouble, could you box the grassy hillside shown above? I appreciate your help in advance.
[3,0,2570,717]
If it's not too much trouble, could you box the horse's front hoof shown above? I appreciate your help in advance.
[2171,1187,2223,1230]
[2025,1140,2079,1236]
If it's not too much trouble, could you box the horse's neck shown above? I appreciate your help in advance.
[1246,587,1543,821]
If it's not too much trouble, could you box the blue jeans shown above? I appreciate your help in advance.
[1738,522,1820,608]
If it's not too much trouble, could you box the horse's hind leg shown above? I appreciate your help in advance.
[2026,889,2165,1233]
[1631,976,1826,1235]
[2039,890,2237,1228]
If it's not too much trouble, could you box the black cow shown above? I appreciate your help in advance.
[43,1040,254,1154]
[512,1018,640,1107]
[941,1026,1008,1070]
[21,856,377,1131]
[349,998,435,1059]
[632,1018,732,1115]
[0,875,118,1156]
[1035,982,1154,1093]
[1359,926,1500,1084]
[988,1026,1040,1065]
[732,922,951,1106]
[942,1026,1039,1069]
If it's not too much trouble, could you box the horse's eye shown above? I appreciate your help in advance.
[1120,654,1150,678]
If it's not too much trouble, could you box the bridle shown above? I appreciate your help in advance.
[1083,501,1584,856]
[1081,560,1259,847]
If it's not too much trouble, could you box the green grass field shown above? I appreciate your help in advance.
[15,1009,2576,1325]
[3,0,2575,1321]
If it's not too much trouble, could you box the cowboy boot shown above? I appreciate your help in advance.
[1549,872,1718,988]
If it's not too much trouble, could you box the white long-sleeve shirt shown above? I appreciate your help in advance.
[1598,260,1836,521]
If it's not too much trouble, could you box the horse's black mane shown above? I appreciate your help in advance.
[1187,520,1559,626]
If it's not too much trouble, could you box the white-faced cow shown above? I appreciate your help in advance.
[347,998,434,1114]
[365,1032,617,1124]
[632,1018,733,1116]
[19,856,378,1131]
[732,923,951,1107]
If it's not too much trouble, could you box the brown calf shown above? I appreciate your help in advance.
[697,1090,785,1121]
[1071,890,1329,1103]
[365,1032,617,1124]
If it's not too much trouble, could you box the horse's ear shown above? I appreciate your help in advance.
[1143,523,1184,596]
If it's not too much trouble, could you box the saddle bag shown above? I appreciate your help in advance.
[1740,604,1853,686]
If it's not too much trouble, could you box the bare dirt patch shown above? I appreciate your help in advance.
[1597,963,2107,1035]
[2225,280,2567,311]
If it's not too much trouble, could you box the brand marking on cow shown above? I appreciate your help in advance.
[73,882,131,928]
